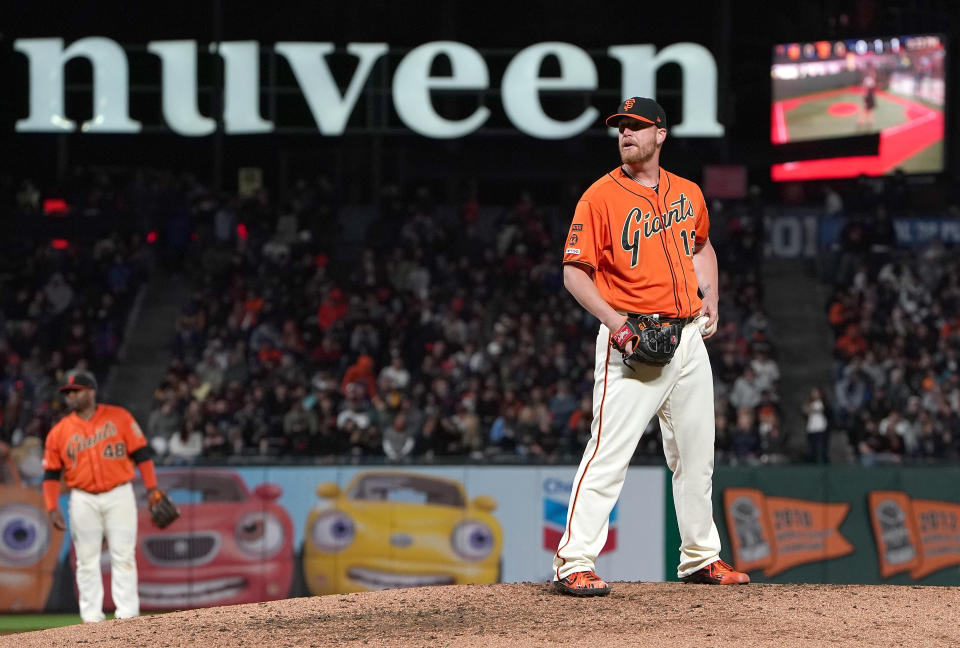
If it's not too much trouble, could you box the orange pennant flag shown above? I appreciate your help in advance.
[723,488,775,573]
[763,496,854,576]
[908,499,960,579]
[868,491,921,578]
[723,488,854,577]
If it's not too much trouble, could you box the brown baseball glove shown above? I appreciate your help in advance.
[147,488,180,528]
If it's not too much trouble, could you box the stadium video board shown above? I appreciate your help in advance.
[770,34,945,181]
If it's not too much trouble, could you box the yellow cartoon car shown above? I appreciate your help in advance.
[303,471,502,594]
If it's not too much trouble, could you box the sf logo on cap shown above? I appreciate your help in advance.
[624,98,636,110]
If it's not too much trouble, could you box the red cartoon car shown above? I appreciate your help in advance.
[73,469,294,610]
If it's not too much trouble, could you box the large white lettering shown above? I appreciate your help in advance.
[15,37,141,133]
[147,40,216,136]
[608,43,723,136]
[217,41,274,134]
[14,38,724,139]
[274,42,388,135]
[393,41,490,139]
[501,42,598,139]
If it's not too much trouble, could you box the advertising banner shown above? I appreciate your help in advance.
[713,466,960,585]
[763,213,960,260]
[1,463,664,612]
[868,491,960,579]
[723,488,854,577]
[12,38,723,139]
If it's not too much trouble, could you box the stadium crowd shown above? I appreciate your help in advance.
[821,175,960,464]
[0,168,783,468]
[142,173,783,466]
[0,169,154,478]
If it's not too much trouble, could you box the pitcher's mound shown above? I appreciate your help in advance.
[6,581,959,648]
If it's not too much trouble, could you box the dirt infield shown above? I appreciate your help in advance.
[3,582,958,648]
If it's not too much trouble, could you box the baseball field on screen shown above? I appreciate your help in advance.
[771,88,944,180]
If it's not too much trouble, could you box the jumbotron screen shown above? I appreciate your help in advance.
[770,34,946,181]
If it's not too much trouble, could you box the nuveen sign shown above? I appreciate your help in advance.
[14,38,723,139]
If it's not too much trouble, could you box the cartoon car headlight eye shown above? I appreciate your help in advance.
[451,520,494,561]
[235,512,284,558]
[0,504,51,567]
[310,511,355,552]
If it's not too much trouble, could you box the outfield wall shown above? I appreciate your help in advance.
[709,466,960,586]
[3,465,960,612]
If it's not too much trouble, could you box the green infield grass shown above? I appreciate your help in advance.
[0,613,108,634]
[785,91,909,141]
[897,140,943,174]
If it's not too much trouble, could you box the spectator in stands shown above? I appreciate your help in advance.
[715,348,744,386]
[378,352,410,393]
[827,289,856,335]
[834,323,868,361]
[714,409,731,463]
[222,341,250,386]
[167,425,204,464]
[756,394,783,462]
[915,413,950,461]
[341,355,377,399]
[859,351,885,388]
[729,366,763,411]
[173,301,206,363]
[802,387,830,463]
[729,407,760,463]
[147,395,182,455]
[823,184,844,218]
[885,368,913,413]
[283,393,319,443]
[337,382,375,435]
[43,273,74,317]
[897,401,922,457]
[742,308,772,346]
[835,365,869,429]
[194,347,225,394]
[750,346,780,395]
[202,421,230,458]
[548,379,578,434]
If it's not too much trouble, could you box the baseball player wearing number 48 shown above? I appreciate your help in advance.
[42,370,175,622]
[552,97,748,596]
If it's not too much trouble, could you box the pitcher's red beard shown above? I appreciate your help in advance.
[619,140,656,165]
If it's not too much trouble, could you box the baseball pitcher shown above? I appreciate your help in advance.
[552,97,749,596]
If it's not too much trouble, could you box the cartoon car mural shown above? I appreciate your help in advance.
[0,456,65,611]
[72,469,294,610]
[303,471,502,595]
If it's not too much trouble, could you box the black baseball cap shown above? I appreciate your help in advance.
[59,369,98,392]
[605,97,667,129]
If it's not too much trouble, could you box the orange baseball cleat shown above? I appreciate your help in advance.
[553,570,611,596]
[680,559,750,585]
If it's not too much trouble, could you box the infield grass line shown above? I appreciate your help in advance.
[0,613,93,633]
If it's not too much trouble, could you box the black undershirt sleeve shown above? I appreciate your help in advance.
[130,446,152,464]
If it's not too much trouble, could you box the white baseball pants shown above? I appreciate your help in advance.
[69,482,140,622]
[554,321,722,580]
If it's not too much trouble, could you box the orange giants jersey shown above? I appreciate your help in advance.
[562,166,709,318]
[42,404,148,493]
